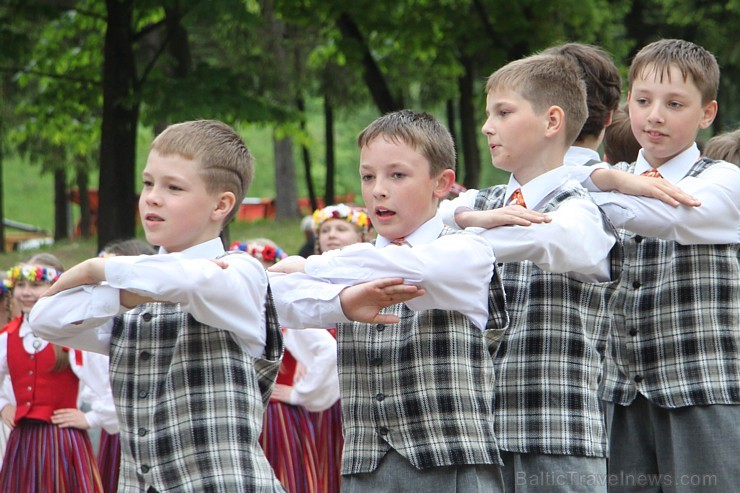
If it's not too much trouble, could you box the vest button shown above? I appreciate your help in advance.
[629,329,638,337]
[634,235,643,243]
[377,426,389,436]
[27,386,32,392]
[28,370,33,375]
[371,357,382,366]
[376,325,385,332]
[140,351,151,361]
[138,390,149,398]
[25,402,31,406]
[141,465,150,473]
[632,281,641,289]
[138,428,147,436]
[634,375,644,383]
[375,393,385,402]
[142,312,152,322]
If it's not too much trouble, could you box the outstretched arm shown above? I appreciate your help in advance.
[590,168,700,207]
[339,278,425,324]
[455,206,551,229]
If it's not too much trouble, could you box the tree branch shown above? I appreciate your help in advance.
[0,66,98,86]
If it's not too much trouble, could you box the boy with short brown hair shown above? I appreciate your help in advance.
[272,109,507,492]
[572,39,739,492]
[29,120,418,493]
[439,53,621,492]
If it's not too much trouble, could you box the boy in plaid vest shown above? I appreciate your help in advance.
[568,39,739,492]
[437,53,622,492]
[271,109,507,492]
[29,120,418,493]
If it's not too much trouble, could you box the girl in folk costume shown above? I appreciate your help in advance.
[0,254,117,492]
[310,204,371,493]
[92,238,156,493]
[0,277,17,471]
[230,239,339,493]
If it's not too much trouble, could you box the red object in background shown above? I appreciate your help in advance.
[237,193,356,222]
[67,189,99,237]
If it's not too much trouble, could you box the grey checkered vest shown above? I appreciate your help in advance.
[336,229,507,474]
[109,287,285,493]
[601,158,740,408]
[474,183,622,458]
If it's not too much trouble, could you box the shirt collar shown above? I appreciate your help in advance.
[634,143,700,183]
[506,166,572,209]
[19,315,32,338]
[564,146,601,166]
[375,215,444,248]
[158,237,226,259]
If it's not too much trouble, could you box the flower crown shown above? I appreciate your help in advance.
[229,241,288,264]
[6,264,61,285]
[312,204,370,232]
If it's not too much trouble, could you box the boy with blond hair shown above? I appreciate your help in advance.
[29,120,420,493]
[271,109,507,491]
[569,39,739,491]
[438,53,622,491]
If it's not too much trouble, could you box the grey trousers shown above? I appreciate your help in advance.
[341,449,504,493]
[499,451,607,492]
[606,394,740,493]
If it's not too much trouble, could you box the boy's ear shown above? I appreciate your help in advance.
[544,105,565,137]
[211,191,236,221]
[698,100,718,129]
[432,169,456,199]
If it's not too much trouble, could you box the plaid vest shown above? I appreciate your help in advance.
[109,287,285,493]
[601,158,740,408]
[474,183,622,458]
[336,229,507,474]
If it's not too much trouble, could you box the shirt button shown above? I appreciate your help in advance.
[375,393,385,402]
[632,281,641,289]
[629,329,638,337]
[634,375,644,383]
[138,390,149,398]
[138,428,148,436]
[140,351,151,361]
[378,426,389,436]
[376,325,385,332]
[141,465,150,473]
[142,313,152,322]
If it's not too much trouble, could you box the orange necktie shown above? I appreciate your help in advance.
[641,168,663,179]
[509,188,527,208]
[390,237,407,246]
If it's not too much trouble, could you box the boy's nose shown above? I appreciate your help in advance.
[647,105,665,124]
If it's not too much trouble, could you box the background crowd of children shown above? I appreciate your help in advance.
[0,36,736,493]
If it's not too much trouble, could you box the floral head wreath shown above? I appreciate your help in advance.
[6,264,61,286]
[229,241,288,265]
[312,204,371,233]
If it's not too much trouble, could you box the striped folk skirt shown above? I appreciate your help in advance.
[0,419,103,493]
[97,430,121,493]
[259,401,319,493]
[309,401,343,493]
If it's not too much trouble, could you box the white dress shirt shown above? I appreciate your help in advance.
[564,145,601,166]
[569,144,740,244]
[270,215,495,331]
[438,166,616,282]
[0,316,118,432]
[29,238,271,358]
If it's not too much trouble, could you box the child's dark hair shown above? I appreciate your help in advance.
[603,104,642,165]
[542,43,622,143]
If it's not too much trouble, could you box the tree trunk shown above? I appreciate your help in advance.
[77,169,92,238]
[98,0,138,251]
[297,96,317,212]
[458,56,480,189]
[273,134,299,219]
[324,96,335,207]
[336,12,401,113]
[53,168,68,241]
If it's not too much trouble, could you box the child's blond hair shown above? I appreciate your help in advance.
[356,109,456,177]
[628,39,719,105]
[486,54,588,146]
[151,120,254,226]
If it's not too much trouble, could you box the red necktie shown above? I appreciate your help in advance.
[509,188,527,208]
[641,168,663,179]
